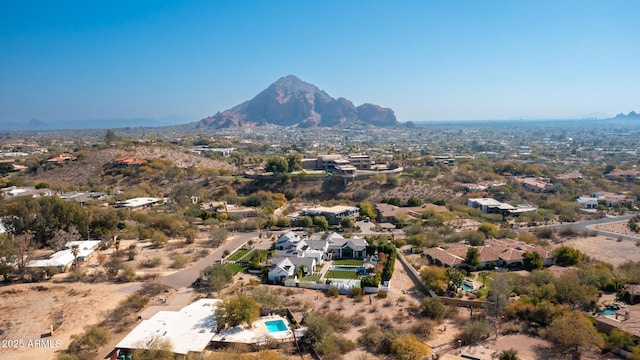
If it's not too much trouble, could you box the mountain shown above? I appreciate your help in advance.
[613,111,640,120]
[198,75,398,129]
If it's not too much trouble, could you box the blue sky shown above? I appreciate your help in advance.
[1,0,638,124]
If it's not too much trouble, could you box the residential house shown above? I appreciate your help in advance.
[576,192,635,209]
[200,201,258,218]
[516,177,551,193]
[299,205,359,225]
[108,299,220,360]
[268,257,297,283]
[114,156,145,167]
[467,198,537,217]
[114,197,165,210]
[325,232,367,260]
[268,231,367,283]
[47,153,77,163]
[606,169,640,181]
[423,238,554,270]
[27,240,101,272]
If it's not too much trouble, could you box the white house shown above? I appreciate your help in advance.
[111,299,220,359]
[268,257,297,283]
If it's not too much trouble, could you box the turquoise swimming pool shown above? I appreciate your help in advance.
[265,319,288,333]
[330,265,365,272]
[601,308,616,316]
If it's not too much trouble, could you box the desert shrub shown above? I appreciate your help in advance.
[459,318,491,344]
[171,255,191,269]
[410,318,436,341]
[352,313,366,327]
[326,287,340,297]
[151,232,169,248]
[535,227,555,239]
[377,290,388,298]
[67,268,87,282]
[120,264,136,282]
[67,326,111,354]
[420,296,446,320]
[146,257,162,268]
[350,287,364,300]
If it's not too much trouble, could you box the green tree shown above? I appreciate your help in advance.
[420,296,446,320]
[0,233,16,281]
[391,334,432,360]
[554,245,582,266]
[477,222,499,238]
[522,251,543,271]
[265,156,288,173]
[313,216,329,230]
[298,215,313,228]
[205,264,234,292]
[606,328,635,351]
[446,267,464,291]
[105,129,117,142]
[214,295,260,330]
[285,153,302,172]
[465,247,480,270]
[209,227,229,247]
[406,197,423,207]
[420,266,448,294]
[340,217,355,229]
[357,202,376,220]
[542,311,603,355]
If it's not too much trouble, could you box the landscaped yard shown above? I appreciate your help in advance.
[325,270,360,279]
[301,274,321,282]
[229,249,250,261]
[225,263,248,274]
[332,259,364,266]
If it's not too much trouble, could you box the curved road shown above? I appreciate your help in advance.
[534,214,640,241]
[161,231,261,289]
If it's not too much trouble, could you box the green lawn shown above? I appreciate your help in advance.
[301,274,321,282]
[229,249,250,261]
[332,259,364,266]
[325,270,360,279]
[225,263,248,274]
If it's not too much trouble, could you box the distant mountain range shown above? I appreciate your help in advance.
[0,116,195,131]
[613,111,640,120]
[197,75,398,129]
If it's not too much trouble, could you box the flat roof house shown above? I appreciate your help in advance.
[300,205,359,225]
[108,299,220,360]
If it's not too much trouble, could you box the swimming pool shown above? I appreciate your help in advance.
[461,283,474,291]
[601,308,616,316]
[265,319,288,333]
[330,266,365,272]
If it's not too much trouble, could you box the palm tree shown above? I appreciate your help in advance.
[72,244,80,270]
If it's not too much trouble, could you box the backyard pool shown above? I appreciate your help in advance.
[265,319,288,333]
[601,308,616,316]
[329,265,365,272]
[461,283,474,291]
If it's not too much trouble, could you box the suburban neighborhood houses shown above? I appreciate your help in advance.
[5,120,640,360]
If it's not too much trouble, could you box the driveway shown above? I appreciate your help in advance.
[161,231,259,288]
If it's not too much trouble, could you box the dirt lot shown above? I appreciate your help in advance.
[560,220,640,267]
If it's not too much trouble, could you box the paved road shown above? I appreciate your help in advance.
[161,231,260,289]
[528,214,640,241]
